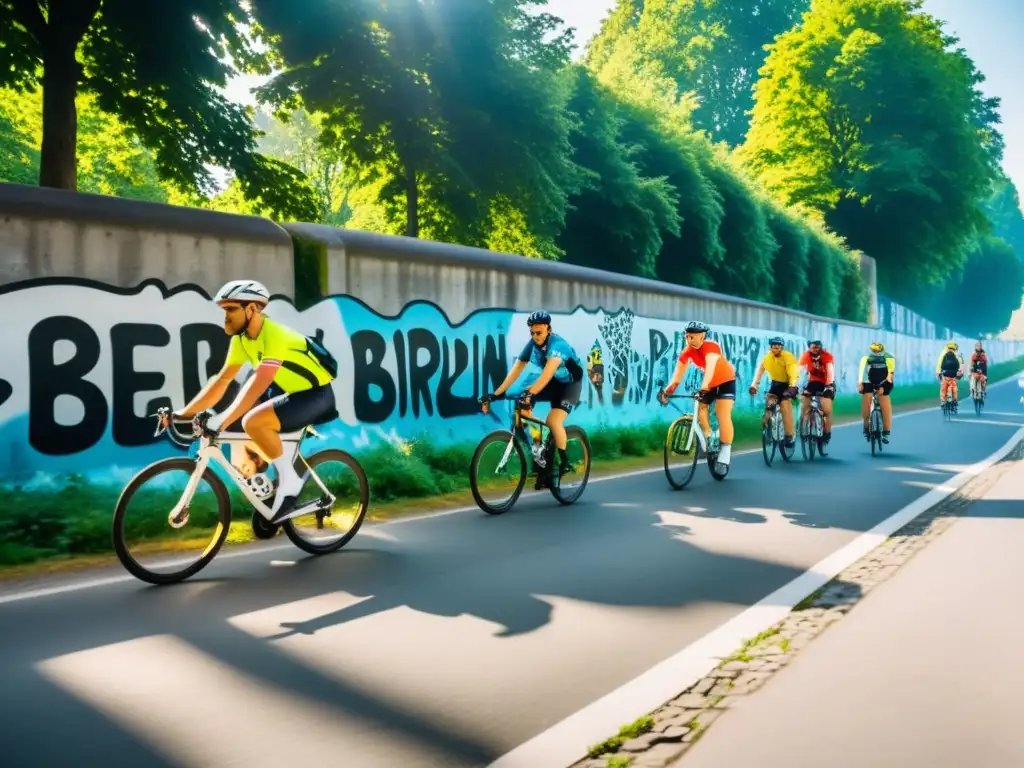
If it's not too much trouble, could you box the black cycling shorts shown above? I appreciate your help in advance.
[703,379,737,403]
[224,383,337,434]
[804,381,835,399]
[862,380,893,396]
[767,380,793,399]
[534,377,583,414]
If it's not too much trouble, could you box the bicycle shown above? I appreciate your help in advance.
[112,407,370,585]
[940,378,959,421]
[756,392,796,467]
[658,385,729,489]
[970,373,987,416]
[469,394,591,515]
[866,389,884,455]
[798,390,829,461]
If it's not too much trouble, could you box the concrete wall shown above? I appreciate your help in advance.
[0,182,294,297]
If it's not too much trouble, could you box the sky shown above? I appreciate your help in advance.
[223,0,1024,196]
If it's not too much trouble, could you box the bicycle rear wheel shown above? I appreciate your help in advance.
[814,410,828,457]
[112,458,232,585]
[283,449,370,555]
[665,415,699,489]
[470,430,527,514]
[549,426,592,506]
[870,409,883,455]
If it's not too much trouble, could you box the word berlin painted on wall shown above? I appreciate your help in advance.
[0,279,1019,483]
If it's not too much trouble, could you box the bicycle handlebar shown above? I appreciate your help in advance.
[151,406,216,448]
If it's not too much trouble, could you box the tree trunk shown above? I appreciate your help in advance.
[404,158,419,238]
[38,44,80,191]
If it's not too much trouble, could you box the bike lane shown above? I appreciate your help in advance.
[0,379,1021,767]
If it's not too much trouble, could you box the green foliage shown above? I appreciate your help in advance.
[742,0,1002,302]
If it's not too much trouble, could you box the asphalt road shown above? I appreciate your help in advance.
[1,381,1023,767]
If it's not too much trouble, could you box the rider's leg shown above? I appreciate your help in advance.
[241,402,301,500]
[546,407,570,471]
[861,390,872,432]
[940,376,950,404]
[231,441,270,478]
[799,394,811,426]
[714,396,735,464]
[880,391,893,431]
[822,392,834,438]
[780,397,795,440]
[764,393,778,428]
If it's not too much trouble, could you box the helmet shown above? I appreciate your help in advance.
[214,279,270,305]
[807,339,822,347]
[870,342,884,353]
[685,321,709,334]
[946,341,958,351]
[768,336,784,346]
[527,310,552,327]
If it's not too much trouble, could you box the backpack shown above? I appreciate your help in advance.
[305,329,338,378]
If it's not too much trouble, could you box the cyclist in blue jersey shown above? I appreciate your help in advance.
[483,310,585,489]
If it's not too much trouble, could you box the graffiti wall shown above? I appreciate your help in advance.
[0,279,1020,485]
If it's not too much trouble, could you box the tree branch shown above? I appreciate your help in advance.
[9,0,48,44]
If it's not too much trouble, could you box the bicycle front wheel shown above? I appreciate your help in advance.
[112,458,232,585]
[800,414,816,461]
[665,415,699,489]
[470,430,527,514]
[283,449,370,555]
[550,426,592,506]
[762,415,777,467]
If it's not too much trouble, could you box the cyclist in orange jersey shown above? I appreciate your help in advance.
[658,321,737,470]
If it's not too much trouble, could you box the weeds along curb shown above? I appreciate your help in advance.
[571,437,1024,768]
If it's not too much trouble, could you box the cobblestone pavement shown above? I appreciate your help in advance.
[570,439,1024,768]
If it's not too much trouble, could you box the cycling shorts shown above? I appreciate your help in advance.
[862,381,893,396]
[703,379,737,403]
[533,377,583,414]
[224,382,337,434]
[804,381,835,399]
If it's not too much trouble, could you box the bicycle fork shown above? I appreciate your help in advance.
[168,455,211,529]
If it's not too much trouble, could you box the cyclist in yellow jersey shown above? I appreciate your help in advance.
[748,337,800,448]
[858,341,895,443]
[175,280,337,524]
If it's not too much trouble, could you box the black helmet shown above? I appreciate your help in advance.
[527,310,552,326]
[685,320,709,334]
[808,339,821,347]
[768,336,784,346]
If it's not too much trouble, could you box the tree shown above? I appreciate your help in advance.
[586,0,809,146]
[0,0,316,218]
[985,173,1024,258]
[254,0,581,244]
[741,0,1002,300]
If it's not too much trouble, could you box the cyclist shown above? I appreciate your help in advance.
[858,341,895,443]
[174,280,337,524]
[970,341,989,401]
[485,310,584,490]
[935,341,964,411]
[799,339,836,444]
[748,337,799,449]
[658,321,737,471]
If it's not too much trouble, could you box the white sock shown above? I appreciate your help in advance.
[272,456,301,495]
[718,443,732,464]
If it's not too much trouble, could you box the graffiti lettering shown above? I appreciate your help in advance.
[29,316,108,455]
[111,323,171,447]
[180,323,239,410]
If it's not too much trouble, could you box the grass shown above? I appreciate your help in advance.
[587,715,655,758]
[2,356,1021,577]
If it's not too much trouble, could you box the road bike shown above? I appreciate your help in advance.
[798,390,829,461]
[867,389,885,455]
[112,407,370,585]
[469,394,591,515]
[658,386,728,489]
[970,373,987,416]
[940,377,959,421]
[757,392,796,466]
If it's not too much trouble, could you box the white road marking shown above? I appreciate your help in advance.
[0,374,1020,607]
[488,424,1024,768]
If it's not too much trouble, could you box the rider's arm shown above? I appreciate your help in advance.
[211,360,279,431]
[178,361,243,417]
[750,361,765,390]
[935,351,945,375]
[825,357,835,386]
[667,358,690,391]
[702,352,721,391]
[494,359,528,397]
[527,357,564,395]
[785,353,800,387]
[858,355,868,383]
[886,354,896,381]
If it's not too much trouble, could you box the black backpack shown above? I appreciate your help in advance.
[305,329,338,378]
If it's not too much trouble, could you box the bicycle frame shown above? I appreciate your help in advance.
[158,414,335,528]
[482,395,551,474]
[664,393,713,455]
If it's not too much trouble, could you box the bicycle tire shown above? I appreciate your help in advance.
[665,416,699,489]
[282,449,370,555]
[870,409,883,455]
[803,412,817,461]
[112,458,232,586]
[549,426,592,506]
[761,411,777,467]
[814,410,828,457]
[470,430,527,514]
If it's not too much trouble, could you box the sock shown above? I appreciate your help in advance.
[272,455,301,494]
[718,443,732,464]
[558,447,569,465]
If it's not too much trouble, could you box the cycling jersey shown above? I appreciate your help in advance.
[678,340,736,388]
[971,352,988,374]
[859,351,895,384]
[760,350,799,385]
[799,350,834,384]
[225,316,334,394]
[518,333,584,383]
[936,349,964,378]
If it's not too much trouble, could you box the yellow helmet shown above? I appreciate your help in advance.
[870,342,884,353]
[946,341,958,351]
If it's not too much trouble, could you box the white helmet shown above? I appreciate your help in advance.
[214,279,270,305]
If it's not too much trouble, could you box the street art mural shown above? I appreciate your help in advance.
[0,278,1020,484]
